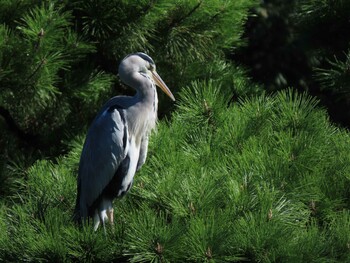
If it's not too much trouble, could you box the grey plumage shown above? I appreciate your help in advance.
[74,53,175,230]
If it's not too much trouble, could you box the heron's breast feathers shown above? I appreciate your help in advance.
[127,108,157,146]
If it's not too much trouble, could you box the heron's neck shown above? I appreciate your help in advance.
[135,82,158,108]
[125,88,157,146]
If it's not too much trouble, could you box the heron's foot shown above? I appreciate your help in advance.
[93,208,114,233]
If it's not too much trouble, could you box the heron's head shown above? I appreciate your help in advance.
[118,53,175,101]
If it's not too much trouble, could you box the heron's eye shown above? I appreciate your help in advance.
[149,63,155,71]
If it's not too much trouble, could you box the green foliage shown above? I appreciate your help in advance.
[1,1,350,262]
[134,85,350,262]
[3,83,349,262]
[0,1,96,149]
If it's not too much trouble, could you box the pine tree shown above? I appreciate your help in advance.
[1,1,350,262]
[1,84,350,262]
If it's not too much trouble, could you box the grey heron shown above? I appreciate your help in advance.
[74,52,175,231]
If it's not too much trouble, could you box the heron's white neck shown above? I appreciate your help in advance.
[128,82,158,145]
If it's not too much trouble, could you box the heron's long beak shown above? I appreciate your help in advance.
[151,71,175,101]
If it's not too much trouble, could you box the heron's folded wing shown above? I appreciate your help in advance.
[77,106,128,216]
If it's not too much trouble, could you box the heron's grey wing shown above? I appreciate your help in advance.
[77,106,128,218]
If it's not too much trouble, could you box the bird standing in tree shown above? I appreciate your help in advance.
[74,53,175,231]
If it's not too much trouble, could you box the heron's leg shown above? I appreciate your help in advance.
[99,210,107,236]
[107,208,114,228]
[93,210,100,231]
[102,218,107,236]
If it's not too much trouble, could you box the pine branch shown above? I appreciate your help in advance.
[140,0,156,16]
[227,92,238,107]
[25,57,46,82]
[0,105,43,148]
[168,1,202,29]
